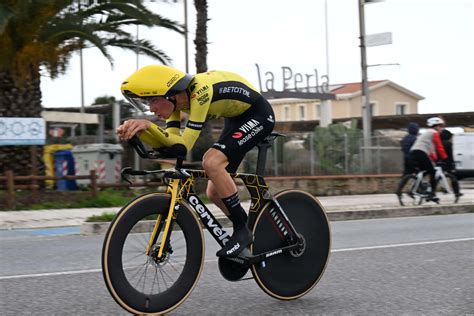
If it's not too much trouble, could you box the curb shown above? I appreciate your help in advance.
[326,203,474,221]
[80,203,474,235]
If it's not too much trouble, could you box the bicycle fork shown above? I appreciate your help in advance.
[145,179,180,259]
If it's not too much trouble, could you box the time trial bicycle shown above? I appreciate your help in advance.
[101,133,331,315]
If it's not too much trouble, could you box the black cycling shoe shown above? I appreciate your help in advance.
[216,226,253,258]
[454,193,463,203]
[396,193,404,206]
[427,193,440,203]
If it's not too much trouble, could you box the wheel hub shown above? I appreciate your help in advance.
[290,234,306,257]
[149,244,172,265]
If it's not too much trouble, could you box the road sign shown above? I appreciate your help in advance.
[0,117,46,145]
[366,32,392,47]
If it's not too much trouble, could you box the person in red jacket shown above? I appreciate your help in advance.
[409,117,448,202]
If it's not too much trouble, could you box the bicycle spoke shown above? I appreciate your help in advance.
[102,193,204,314]
[157,266,170,290]
[120,231,187,296]
[123,250,147,263]
[150,266,159,295]
[141,264,150,293]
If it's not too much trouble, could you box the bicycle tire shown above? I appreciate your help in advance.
[102,193,204,315]
[250,190,331,300]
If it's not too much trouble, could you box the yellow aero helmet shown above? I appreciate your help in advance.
[121,64,193,112]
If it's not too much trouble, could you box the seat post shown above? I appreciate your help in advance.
[256,141,272,177]
[255,132,285,177]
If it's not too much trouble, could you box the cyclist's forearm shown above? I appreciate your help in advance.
[139,123,186,149]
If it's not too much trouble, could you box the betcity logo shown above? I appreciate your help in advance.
[218,86,250,97]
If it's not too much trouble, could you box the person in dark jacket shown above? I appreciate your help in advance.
[439,129,463,201]
[400,122,419,175]
[395,122,419,204]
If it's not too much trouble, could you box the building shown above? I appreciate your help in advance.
[270,80,424,122]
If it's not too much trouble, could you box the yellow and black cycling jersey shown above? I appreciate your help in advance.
[138,70,265,152]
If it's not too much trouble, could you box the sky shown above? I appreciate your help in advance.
[40,0,474,114]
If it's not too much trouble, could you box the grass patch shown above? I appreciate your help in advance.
[86,212,160,222]
[86,212,117,222]
[30,190,134,209]
[0,189,142,211]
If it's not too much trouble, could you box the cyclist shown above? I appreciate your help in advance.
[408,117,448,202]
[116,65,275,258]
[395,122,419,203]
[439,129,463,201]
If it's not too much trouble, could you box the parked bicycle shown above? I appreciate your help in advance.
[101,133,331,315]
[397,164,461,206]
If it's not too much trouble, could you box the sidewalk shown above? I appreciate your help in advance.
[1,190,473,232]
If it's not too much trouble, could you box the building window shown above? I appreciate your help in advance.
[299,105,306,120]
[396,103,406,115]
[284,106,290,121]
[369,102,376,117]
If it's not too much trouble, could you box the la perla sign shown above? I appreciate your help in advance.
[255,64,330,94]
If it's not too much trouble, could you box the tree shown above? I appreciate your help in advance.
[190,0,213,161]
[308,120,362,175]
[194,0,208,73]
[0,0,183,175]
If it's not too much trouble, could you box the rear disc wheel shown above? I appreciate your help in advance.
[251,190,331,300]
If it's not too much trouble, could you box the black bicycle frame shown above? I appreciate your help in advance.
[170,169,302,264]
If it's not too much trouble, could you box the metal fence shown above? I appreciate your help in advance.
[240,132,403,176]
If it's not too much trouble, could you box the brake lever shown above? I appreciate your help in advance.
[121,167,133,184]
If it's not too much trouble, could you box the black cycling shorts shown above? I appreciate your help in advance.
[212,97,275,173]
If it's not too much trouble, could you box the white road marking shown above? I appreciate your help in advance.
[1,238,472,280]
[332,237,474,252]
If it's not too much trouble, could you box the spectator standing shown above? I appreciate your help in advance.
[400,122,419,175]
[440,129,463,201]
[395,122,419,202]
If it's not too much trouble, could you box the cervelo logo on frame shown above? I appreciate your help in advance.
[189,196,230,244]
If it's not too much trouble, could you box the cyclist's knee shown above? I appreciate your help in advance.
[202,149,228,175]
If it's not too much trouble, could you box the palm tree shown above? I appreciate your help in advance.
[190,0,212,161]
[0,0,183,175]
[193,0,208,73]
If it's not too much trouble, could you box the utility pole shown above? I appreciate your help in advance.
[184,0,189,73]
[358,0,371,154]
